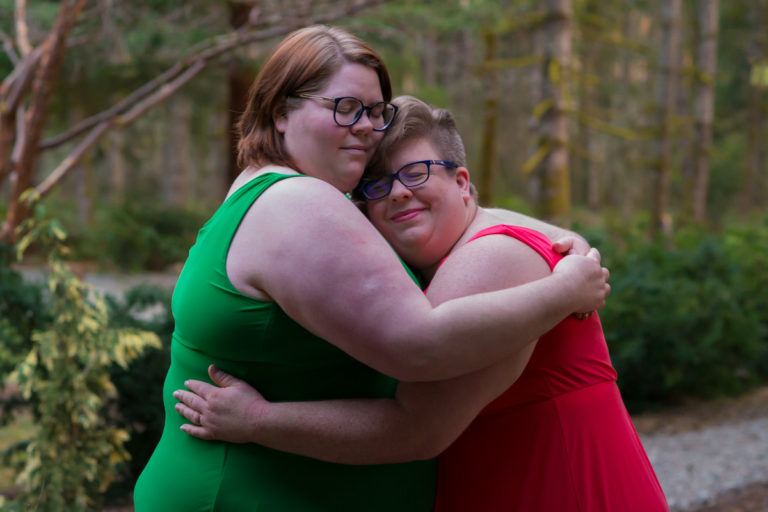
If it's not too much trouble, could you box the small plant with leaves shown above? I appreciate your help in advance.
[3,194,162,512]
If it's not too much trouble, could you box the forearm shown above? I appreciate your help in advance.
[239,359,519,464]
[250,398,438,464]
[379,271,577,381]
[177,357,529,464]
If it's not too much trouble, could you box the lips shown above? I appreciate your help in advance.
[341,144,368,154]
[391,208,424,222]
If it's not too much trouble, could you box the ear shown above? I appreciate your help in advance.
[274,102,288,134]
[455,167,472,202]
[275,113,288,134]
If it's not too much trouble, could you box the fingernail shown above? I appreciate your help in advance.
[174,404,181,412]
[184,380,190,386]
[173,391,179,399]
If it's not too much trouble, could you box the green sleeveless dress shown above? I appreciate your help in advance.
[133,172,436,511]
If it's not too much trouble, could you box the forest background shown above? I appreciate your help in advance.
[1,0,767,510]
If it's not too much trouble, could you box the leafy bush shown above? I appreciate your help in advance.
[594,219,768,412]
[4,212,162,512]
[70,203,205,271]
[103,284,173,503]
[0,243,50,426]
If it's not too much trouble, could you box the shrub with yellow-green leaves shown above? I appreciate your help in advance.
[3,203,161,512]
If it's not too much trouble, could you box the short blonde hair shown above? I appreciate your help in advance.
[237,25,392,170]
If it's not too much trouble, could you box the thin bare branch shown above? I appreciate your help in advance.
[12,105,26,164]
[36,59,206,197]
[15,0,33,56]
[32,0,390,204]
[119,61,206,125]
[39,0,390,151]
[0,28,20,65]
[36,121,111,198]
[0,46,43,115]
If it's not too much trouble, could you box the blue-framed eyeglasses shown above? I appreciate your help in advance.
[357,160,458,200]
[295,94,398,131]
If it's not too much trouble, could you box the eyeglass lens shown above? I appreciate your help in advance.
[363,162,431,199]
[334,98,396,130]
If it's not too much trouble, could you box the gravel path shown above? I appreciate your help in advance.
[641,418,768,510]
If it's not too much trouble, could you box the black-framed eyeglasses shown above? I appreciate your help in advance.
[357,160,458,200]
[295,94,398,131]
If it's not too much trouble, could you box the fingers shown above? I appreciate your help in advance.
[180,423,214,441]
[551,237,573,254]
[587,247,601,263]
[208,364,242,387]
[175,402,203,425]
[183,379,215,399]
[173,389,205,415]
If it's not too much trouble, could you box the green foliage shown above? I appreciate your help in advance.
[70,203,205,271]
[0,246,49,425]
[103,285,173,502]
[4,211,162,511]
[592,219,768,412]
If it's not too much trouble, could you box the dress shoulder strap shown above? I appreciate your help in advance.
[464,225,561,270]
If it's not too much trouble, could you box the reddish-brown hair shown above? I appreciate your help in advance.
[236,25,392,170]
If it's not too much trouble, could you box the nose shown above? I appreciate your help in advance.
[389,177,412,201]
[350,110,374,134]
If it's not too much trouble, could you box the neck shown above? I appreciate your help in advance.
[419,200,480,281]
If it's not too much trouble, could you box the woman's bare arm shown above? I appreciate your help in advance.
[176,236,549,463]
[233,177,608,381]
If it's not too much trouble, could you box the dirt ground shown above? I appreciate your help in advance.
[689,481,768,512]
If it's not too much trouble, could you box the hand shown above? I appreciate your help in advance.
[173,364,268,443]
[551,235,591,256]
[552,248,610,315]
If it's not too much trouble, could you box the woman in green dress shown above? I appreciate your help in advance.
[133,25,609,511]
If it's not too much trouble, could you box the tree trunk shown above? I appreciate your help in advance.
[1,0,87,243]
[477,29,499,206]
[691,0,719,223]
[649,0,682,239]
[537,0,573,223]
[527,22,544,207]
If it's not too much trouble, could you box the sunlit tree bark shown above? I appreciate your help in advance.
[2,0,88,242]
[536,0,573,222]
[477,29,499,206]
[649,0,682,238]
[690,0,719,223]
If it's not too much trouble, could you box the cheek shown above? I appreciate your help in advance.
[369,131,385,150]
[366,202,387,229]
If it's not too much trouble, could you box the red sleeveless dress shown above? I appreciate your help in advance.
[433,225,668,512]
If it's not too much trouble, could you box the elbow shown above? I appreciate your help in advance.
[384,428,453,463]
[375,349,442,382]
[371,330,447,382]
[407,428,456,461]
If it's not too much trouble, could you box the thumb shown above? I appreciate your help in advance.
[208,364,241,387]
[551,238,573,255]
[587,248,601,263]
